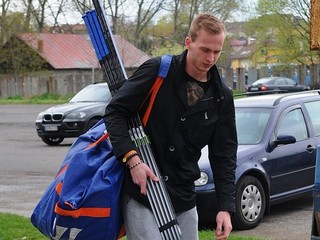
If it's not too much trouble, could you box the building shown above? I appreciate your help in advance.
[0,33,150,98]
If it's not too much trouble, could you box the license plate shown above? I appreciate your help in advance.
[250,87,258,91]
[44,125,59,131]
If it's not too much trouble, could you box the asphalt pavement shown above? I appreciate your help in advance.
[0,104,315,240]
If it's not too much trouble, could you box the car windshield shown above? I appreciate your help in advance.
[236,108,272,145]
[69,84,112,102]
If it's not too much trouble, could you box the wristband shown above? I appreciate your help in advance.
[122,150,137,163]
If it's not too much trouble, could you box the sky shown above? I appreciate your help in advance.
[10,0,259,26]
[231,0,258,22]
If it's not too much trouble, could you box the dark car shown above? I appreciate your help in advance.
[195,90,320,230]
[35,83,112,145]
[247,76,310,93]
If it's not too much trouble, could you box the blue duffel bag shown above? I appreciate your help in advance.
[31,119,125,240]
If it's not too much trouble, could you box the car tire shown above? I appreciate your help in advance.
[85,119,100,132]
[41,137,64,146]
[232,176,266,230]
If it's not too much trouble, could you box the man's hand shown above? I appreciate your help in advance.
[215,211,232,240]
[128,155,159,195]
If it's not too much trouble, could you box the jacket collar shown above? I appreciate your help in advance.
[174,50,227,109]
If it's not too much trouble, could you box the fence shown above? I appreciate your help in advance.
[1,65,319,98]
[233,64,320,91]
[0,69,104,98]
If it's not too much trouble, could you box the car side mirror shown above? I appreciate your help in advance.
[270,134,296,148]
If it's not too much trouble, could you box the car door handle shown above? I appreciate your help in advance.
[306,145,316,152]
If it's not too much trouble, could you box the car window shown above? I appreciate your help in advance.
[70,85,111,102]
[253,78,271,84]
[305,100,320,136]
[276,108,308,141]
[274,78,286,85]
[236,108,272,144]
[268,79,275,84]
[286,78,296,85]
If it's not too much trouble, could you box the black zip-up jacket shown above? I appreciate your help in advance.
[104,50,237,214]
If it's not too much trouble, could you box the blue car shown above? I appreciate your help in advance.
[196,90,320,230]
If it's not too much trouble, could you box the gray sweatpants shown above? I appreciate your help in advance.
[123,195,199,240]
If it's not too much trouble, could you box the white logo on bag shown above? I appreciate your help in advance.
[52,225,82,240]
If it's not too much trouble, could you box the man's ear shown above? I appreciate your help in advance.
[185,36,191,50]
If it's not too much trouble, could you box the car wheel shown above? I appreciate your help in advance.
[85,119,100,132]
[232,176,266,230]
[41,137,64,146]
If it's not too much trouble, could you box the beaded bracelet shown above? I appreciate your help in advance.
[125,153,139,163]
[128,160,142,170]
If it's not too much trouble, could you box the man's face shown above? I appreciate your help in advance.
[185,29,225,75]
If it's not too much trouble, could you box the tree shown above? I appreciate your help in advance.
[72,0,93,15]
[253,0,320,87]
[45,0,70,32]
[0,11,29,46]
[105,0,127,34]
[20,0,84,33]
[168,0,182,42]
[182,0,239,37]
[0,0,11,45]
[71,0,128,34]
[132,0,165,48]
[32,0,48,32]
[0,35,47,75]
[157,0,239,46]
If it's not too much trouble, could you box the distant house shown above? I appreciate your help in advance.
[0,33,150,97]
[231,42,256,70]
[225,22,248,38]
[230,42,259,88]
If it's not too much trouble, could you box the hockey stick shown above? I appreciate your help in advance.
[83,2,182,239]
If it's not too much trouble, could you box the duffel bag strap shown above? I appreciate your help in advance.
[141,54,172,126]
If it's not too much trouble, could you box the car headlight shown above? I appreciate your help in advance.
[36,112,45,121]
[194,172,209,186]
[64,112,86,120]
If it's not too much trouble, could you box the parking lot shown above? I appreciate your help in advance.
[0,104,314,239]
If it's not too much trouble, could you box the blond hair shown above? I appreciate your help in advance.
[188,13,226,41]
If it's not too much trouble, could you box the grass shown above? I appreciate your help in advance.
[0,213,264,240]
[0,91,247,105]
[1,92,259,240]
[0,93,72,104]
[0,213,47,240]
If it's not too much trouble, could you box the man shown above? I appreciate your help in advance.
[104,12,237,240]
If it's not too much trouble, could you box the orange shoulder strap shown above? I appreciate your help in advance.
[141,54,172,127]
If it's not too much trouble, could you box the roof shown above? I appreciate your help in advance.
[113,35,151,69]
[235,94,285,108]
[225,22,247,36]
[231,43,256,59]
[18,33,150,70]
[230,39,247,47]
[235,90,320,108]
